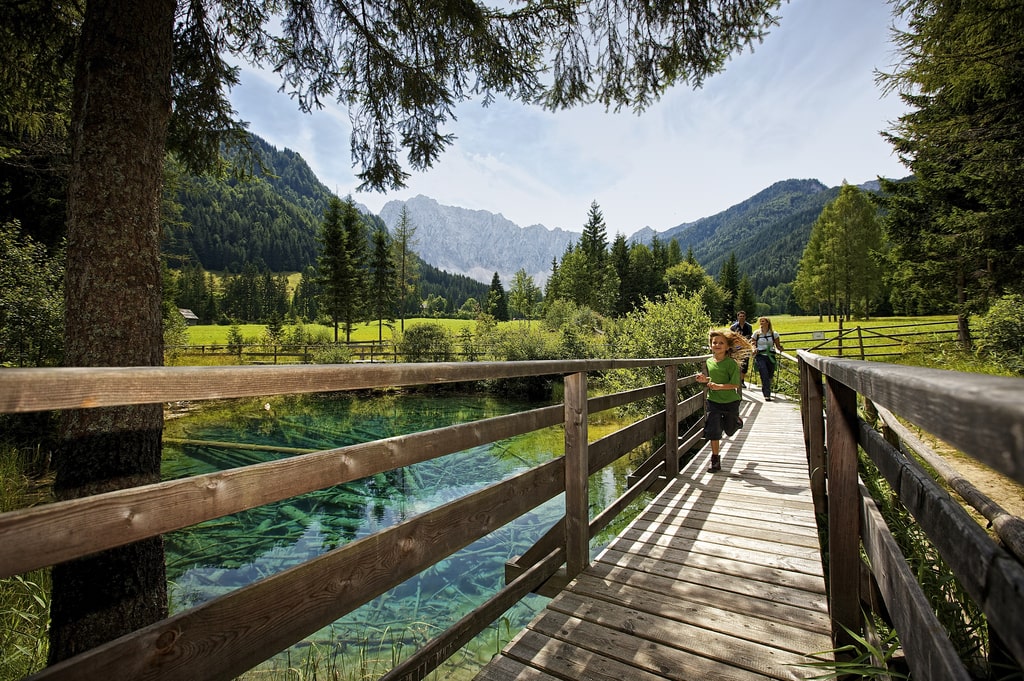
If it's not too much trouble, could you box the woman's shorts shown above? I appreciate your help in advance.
[703,400,742,440]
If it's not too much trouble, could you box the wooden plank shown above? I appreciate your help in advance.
[665,365,679,477]
[482,392,832,681]
[589,558,829,622]
[588,410,662,473]
[500,628,670,681]
[382,548,565,681]
[539,596,817,679]
[473,654,564,681]
[625,506,820,549]
[564,371,589,578]
[611,521,824,569]
[596,544,826,595]
[564,574,830,653]
[859,484,972,681]
[525,613,774,681]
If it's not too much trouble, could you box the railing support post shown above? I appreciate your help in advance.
[800,357,827,515]
[665,364,679,478]
[564,371,589,578]
[825,373,861,649]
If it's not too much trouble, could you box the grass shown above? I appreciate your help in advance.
[186,318,478,345]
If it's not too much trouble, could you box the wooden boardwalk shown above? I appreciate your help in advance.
[476,392,833,681]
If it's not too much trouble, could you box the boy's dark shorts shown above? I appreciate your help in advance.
[704,400,743,440]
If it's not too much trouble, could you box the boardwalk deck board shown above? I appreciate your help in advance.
[476,395,834,680]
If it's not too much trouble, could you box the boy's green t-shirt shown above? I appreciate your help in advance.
[706,357,741,404]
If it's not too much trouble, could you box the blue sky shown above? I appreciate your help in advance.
[229,0,909,236]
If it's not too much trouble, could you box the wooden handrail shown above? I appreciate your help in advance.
[797,351,1024,677]
[2,357,706,681]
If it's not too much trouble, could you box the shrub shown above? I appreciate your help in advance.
[602,291,712,408]
[972,294,1024,375]
[396,322,455,362]
[310,344,353,364]
[482,325,562,399]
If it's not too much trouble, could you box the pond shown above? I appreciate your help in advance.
[161,391,656,679]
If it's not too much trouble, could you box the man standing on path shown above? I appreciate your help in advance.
[730,311,753,391]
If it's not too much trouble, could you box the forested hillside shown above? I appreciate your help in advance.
[654,179,840,294]
[164,135,487,308]
[165,135,332,272]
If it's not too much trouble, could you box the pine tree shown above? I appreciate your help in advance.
[392,206,419,332]
[318,197,347,342]
[369,226,397,342]
[337,197,369,342]
[878,0,1024,342]
[717,252,740,321]
[794,184,883,320]
[487,272,510,321]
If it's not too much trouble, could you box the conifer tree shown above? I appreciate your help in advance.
[878,0,1024,342]
[369,226,397,342]
[794,183,883,320]
[717,252,740,321]
[392,206,419,332]
[318,196,347,342]
[487,272,510,321]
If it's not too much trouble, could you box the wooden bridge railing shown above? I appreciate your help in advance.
[0,357,706,681]
[796,350,1024,679]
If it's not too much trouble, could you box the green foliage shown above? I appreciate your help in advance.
[547,202,620,316]
[717,252,740,318]
[611,290,712,360]
[487,272,509,321]
[972,294,1024,375]
[396,322,456,362]
[795,183,885,319]
[0,221,64,367]
[801,623,907,680]
[318,196,370,341]
[0,572,51,679]
[392,207,419,328]
[660,180,841,304]
[879,0,1024,316]
[163,304,190,356]
[310,344,353,365]
[165,135,331,272]
[508,269,541,320]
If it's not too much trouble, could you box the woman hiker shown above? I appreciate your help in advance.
[752,316,785,401]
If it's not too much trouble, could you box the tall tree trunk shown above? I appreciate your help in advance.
[50,0,175,663]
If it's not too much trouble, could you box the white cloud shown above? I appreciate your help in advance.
[229,0,910,236]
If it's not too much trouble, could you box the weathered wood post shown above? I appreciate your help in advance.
[800,356,827,515]
[564,370,589,578]
[825,373,861,649]
[665,364,679,478]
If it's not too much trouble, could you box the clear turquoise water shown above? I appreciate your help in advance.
[161,391,651,679]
